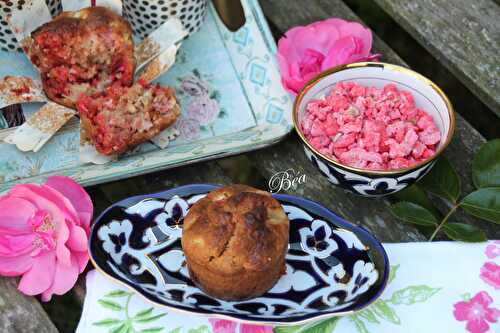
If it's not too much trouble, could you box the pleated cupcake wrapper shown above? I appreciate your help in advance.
[4,103,76,153]
[2,0,187,155]
[0,76,47,109]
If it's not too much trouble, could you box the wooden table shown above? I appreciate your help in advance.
[1,0,498,332]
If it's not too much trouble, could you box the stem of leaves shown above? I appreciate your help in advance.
[428,203,459,241]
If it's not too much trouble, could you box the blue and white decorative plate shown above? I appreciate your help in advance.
[89,184,389,326]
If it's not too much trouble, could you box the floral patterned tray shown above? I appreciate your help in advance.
[0,0,292,192]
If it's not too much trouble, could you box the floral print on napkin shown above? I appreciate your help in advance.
[79,242,500,333]
[452,241,500,333]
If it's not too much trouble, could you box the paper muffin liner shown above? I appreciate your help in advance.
[123,0,208,40]
[4,102,75,153]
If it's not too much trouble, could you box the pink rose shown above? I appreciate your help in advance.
[453,291,500,333]
[0,176,93,301]
[480,262,500,290]
[187,96,220,126]
[209,319,273,333]
[277,18,378,95]
[175,117,201,141]
[485,241,500,259]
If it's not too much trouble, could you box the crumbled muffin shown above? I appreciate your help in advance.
[25,7,135,109]
[182,185,289,301]
[77,81,180,155]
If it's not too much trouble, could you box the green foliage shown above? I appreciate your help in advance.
[388,265,399,284]
[390,140,500,242]
[443,223,487,241]
[462,188,500,223]
[390,202,438,226]
[274,318,338,333]
[98,299,124,311]
[93,290,167,333]
[419,157,461,203]
[371,300,400,325]
[472,139,500,188]
[388,286,441,305]
[392,185,441,217]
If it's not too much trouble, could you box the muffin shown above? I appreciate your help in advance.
[24,6,135,109]
[182,185,289,301]
[78,81,180,155]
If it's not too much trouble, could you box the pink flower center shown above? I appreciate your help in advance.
[29,210,56,256]
[468,303,486,320]
[300,48,325,77]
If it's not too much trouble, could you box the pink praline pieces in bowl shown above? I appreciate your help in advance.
[293,62,455,197]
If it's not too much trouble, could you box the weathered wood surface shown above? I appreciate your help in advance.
[258,0,499,239]
[0,277,58,333]
[373,0,500,117]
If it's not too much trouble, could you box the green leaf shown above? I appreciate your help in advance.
[134,308,154,319]
[390,202,438,226]
[472,139,500,188]
[388,265,399,284]
[109,324,127,333]
[372,300,400,324]
[134,313,166,323]
[461,292,471,301]
[98,299,124,311]
[351,316,369,333]
[93,319,123,327]
[443,223,487,242]
[420,157,461,202]
[169,328,182,333]
[138,328,164,333]
[273,317,338,333]
[391,185,441,217]
[389,285,441,305]
[358,308,380,324]
[104,290,131,298]
[462,188,500,223]
[187,325,211,333]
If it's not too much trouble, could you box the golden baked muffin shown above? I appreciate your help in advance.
[182,185,289,301]
[78,81,180,155]
[24,7,135,109]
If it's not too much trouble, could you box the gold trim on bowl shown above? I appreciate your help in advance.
[292,62,456,176]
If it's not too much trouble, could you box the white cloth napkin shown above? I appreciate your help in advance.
[77,241,500,333]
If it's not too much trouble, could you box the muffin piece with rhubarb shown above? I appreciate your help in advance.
[24,7,135,109]
[77,81,180,156]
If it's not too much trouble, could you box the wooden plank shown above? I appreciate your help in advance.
[373,0,500,117]
[258,0,498,239]
[0,277,58,333]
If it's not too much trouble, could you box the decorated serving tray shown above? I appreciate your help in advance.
[89,184,389,326]
[0,0,292,192]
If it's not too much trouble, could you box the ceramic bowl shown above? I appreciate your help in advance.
[293,62,455,197]
[89,184,389,326]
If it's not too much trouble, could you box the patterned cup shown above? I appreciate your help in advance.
[0,0,62,52]
[293,62,456,197]
[123,0,208,40]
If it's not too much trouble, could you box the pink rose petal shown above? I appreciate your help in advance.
[41,255,80,301]
[0,196,36,234]
[18,252,56,296]
[45,176,93,230]
[0,254,33,276]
